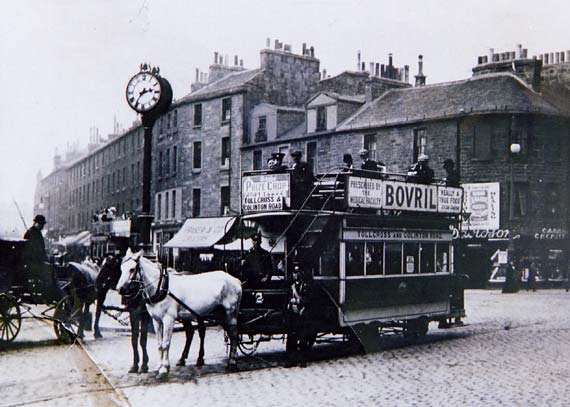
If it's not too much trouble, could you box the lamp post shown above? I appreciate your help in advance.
[508,142,521,261]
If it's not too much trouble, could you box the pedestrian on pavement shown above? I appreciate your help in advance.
[502,261,518,293]
[527,261,537,292]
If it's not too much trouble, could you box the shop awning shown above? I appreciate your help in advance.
[58,230,91,247]
[163,217,236,249]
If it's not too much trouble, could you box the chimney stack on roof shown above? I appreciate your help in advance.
[214,52,219,64]
[415,54,426,87]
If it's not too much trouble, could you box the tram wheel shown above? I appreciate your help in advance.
[0,294,21,343]
[53,296,80,344]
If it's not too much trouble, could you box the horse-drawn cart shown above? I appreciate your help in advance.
[0,238,83,344]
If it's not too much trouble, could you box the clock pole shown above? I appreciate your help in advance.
[126,64,172,256]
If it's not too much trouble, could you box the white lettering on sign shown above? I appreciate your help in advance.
[343,229,452,242]
[534,227,568,240]
[242,174,290,212]
[345,176,463,214]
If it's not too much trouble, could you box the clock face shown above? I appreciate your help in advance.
[126,73,162,113]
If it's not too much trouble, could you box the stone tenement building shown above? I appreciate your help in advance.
[35,42,570,286]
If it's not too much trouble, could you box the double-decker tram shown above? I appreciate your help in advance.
[234,167,466,353]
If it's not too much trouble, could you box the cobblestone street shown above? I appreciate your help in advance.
[3,289,570,407]
[86,289,570,406]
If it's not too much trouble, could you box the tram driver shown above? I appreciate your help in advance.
[241,233,273,287]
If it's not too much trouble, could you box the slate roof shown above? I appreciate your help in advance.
[338,73,563,131]
[175,69,263,105]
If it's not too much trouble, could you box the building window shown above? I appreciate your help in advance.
[165,191,170,219]
[172,190,177,219]
[167,112,171,130]
[137,161,141,183]
[221,137,230,167]
[194,104,202,127]
[510,182,529,218]
[253,150,263,170]
[192,188,201,217]
[172,146,178,174]
[193,141,202,169]
[364,134,378,161]
[279,145,290,166]
[159,151,163,177]
[316,106,326,131]
[545,183,560,217]
[122,167,126,186]
[473,123,492,160]
[131,163,135,184]
[222,97,232,122]
[165,148,170,176]
[173,109,178,128]
[413,128,427,162]
[156,193,162,220]
[220,186,230,215]
[307,141,317,173]
[255,116,267,142]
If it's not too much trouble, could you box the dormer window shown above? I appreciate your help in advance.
[255,116,267,142]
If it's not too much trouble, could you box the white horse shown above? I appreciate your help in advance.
[116,249,242,379]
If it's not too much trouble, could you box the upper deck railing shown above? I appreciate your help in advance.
[241,168,463,216]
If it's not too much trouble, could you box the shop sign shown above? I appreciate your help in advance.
[242,173,290,212]
[453,228,511,240]
[534,227,568,240]
[344,228,452,242]
[345,177,463,214]
[462,182,500,230]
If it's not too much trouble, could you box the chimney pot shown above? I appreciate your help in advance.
[234,55,238,66]
[566,51,570,61]
[510,51,516,60]
[214,51,219,64]
[517,44,523,59]
[240,59,244,67]
[381,64,385,77]
[388,53,393,66]
[357,50,361,71]
[361,61,365,71]
[284,44,291,52]
[219,55,223,65]
[195,68,199,82]
[550,52,555,64]
[488,48,494,61]
[302,43,307,55]
[544,53,549,64]
[310,46,314,57]
[404,65,410,83]
[522,49,528,58]
[369,62,374,74]
[266,38,271,48]
[274,39,279,49]
[561,52,565,63]
[323,69,327,78]
[478,56,483,65]
[375,63,380,77]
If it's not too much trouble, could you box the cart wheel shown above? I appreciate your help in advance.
[238,334,260,355]
[53,296,80,344]
[0,294,21,343]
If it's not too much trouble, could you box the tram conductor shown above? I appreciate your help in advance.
[241,233,273,287]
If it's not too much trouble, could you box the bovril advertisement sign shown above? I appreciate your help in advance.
[242,173,290,212]
[345,176,463,214]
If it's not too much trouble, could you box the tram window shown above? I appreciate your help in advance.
[403,243,419,274]
[365,242,383,275]
[346,242,365,276]
[319,244,339,277]
[385,243,402,275]
[420,243,435,273]
[436,244,449,273]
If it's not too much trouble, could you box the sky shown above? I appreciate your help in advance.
[1,0,570,235]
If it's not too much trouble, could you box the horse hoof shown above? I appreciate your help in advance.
[196,359,204,367]
[225,363,238,373]
[140,364,149,373]
[156,371,168,380]
[94,332,103,339]
[128,365,139,374]
[176,360,185,367]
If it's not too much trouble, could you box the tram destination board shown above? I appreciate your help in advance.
[346,176,463,214]
[242,173,291,212]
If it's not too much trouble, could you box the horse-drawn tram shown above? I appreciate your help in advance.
[235,167,466,353]
[0,238,85,344]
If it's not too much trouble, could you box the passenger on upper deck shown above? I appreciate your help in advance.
[342,153,354,170]
[290,150,315,208]
[443,159,460,187]
[407,154,434,184]
[267,152,288,172]
[359,149,386,174]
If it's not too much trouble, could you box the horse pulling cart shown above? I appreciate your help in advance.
[0,238,82,344]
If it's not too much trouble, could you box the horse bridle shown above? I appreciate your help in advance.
[125,257,169,304]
